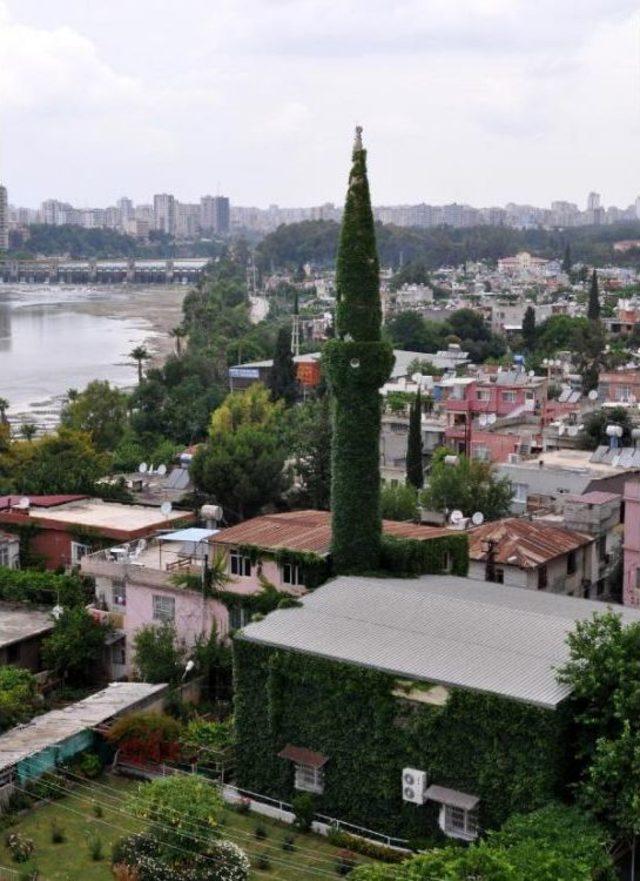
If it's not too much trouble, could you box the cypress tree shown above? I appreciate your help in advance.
[522,305,536,351]
[269,325,298,405]
[587,270,600,321]
[406,390,424,489]
[562,243,572,275]
[325,128,395,573]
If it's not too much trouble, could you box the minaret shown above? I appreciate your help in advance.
[325,127,394,573]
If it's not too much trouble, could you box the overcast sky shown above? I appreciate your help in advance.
[0,0,638,210]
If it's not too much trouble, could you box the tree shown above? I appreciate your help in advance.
[209,383,282,438]
[0,666,38,732]
[130,345,150,383]
[324,128,394,573]
[132,623,187,684]
[169,326,187,357]
[42,607,109,686]
[574,319,606,395]
[522,305,536,351]
[0,428,108,494]
[562,242,572,274]
[380,483,418,521]
[61,380,129,451]
[387,312,448,353]
[579,406,633,450]
[421,450,513,520]
[0,398,9,424]
[269,325,298,405]
[588,270,601,321]
[406,390,424,489]
[19,423,37,442]
[290,396,332,510]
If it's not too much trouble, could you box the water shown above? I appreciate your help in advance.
[0,285,159,429]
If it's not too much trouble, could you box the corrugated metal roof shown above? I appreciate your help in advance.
[238,575,640,709]
[212,510,450,556]
[564,492,621,505]
[0,682,167,773]
[468,518,593,568]
[425,785,479,810]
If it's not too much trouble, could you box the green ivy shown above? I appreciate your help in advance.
[380,534,469,577]
[233,640,566,839]
[236,544,331,591]
[0,566,89,607]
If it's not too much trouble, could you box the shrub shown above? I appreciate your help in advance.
[292,792,316,832]
[50,820,65,844]
[335,852,357,876]
[255,852,271,871]
[183,717,234,753]
[326,830,407,863]
[6,832,35,862]
[93,803,104,818]
[106,712,182,766]
[0,666,38,732]
[235,797,251,815]
[254,825,267,840]
[282,834,296,852]
[88,833,104,861]
[79,752,103,779]
[114,832,250,881]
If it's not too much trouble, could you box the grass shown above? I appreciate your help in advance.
[0,775,377,880]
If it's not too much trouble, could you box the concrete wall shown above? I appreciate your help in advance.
[624,481,640,606]
[469,544,593,597]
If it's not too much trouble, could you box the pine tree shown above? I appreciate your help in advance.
[587,270,600,321]
[325,128,394,573]
[562,243,572,275]
[522,305,536,351]
[269,325,298,405]
[406,390,424,489]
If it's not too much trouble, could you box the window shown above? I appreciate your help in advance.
[152,595,175,623]
[282,562,302,586]
[112,580,127,607]
[537,566,548,590]
[514,483,528,503]
[472,445,489,462]
[476,389,490,401]
[567,550,577,575]
[0,545,9,568]
[598,536,607,561]
[229,552,251,577]
[229,604,250,630]
[502,391,517,403]
[294,764,325,795]
[443,805,478,840]
[112,644,126,667]
[495,568,505,584]
[71,541,91,566]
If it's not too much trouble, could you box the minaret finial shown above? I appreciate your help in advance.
[353,125,363,153]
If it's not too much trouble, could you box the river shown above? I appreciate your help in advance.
[0,284,187,430]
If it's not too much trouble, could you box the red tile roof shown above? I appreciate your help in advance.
[211,510,451,556]
[468,517,593,569]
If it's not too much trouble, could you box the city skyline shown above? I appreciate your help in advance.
[0,1,638,208]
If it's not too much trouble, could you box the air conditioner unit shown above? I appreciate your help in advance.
[401,768,427,805]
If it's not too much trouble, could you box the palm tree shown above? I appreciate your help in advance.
[169,326,187,357]
[129,346,150,383]
[66,388,79,403]
[0,398,9,424]
[20,423,37,442]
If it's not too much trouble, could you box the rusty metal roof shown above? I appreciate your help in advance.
[278,744,329,768]
[211,510,451,556]
[468,517,593,569]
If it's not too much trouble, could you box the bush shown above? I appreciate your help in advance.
[106,712,182,765]
[114,832,250,881]
[235,798,251,815]
[79,752,103,779]
[292,792,316,832]
[88,833,104,861]
[255,852,271,871]
[282,834,296,852]
[50,820,65,844]
[93,803,104,818]
[254,825,268,840]
[335,852,357,876]
[6,832,35,862]
[326,830,406,863]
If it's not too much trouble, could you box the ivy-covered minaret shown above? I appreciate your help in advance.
[325,127,394,573]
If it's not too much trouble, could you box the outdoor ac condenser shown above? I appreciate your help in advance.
[402,768,427,805]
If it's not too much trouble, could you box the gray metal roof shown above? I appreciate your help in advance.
[0,604,53,649]
[239,576,640,709]
[425,785,479,810]
[0,682,167,772]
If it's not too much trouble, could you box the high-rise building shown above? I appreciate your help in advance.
[587,192,601,211]
[153,193,176,235]
[0,184,8,251]
[117,197,134,227]
[200,195,230,234]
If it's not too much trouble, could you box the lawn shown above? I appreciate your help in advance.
[0,775,378,880]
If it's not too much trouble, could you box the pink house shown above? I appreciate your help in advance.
[623,481,640,606]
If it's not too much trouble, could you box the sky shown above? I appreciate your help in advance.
[0,0,638,210]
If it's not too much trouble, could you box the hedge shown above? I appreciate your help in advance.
[0,566,89,607]
[380,534,469,578]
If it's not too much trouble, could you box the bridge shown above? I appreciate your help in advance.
[0,258,209,285]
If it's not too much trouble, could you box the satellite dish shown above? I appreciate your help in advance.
[479,414,487,427]
[51,605,64,621]
[588,390,598,401]
[157,464,167,476]
[487,413,497,425]
[450,509,464,525]
[528,370,535,377]
[17,497,30,509]
[472,511,485,527]
[138,462,148,474]
[160,501,173,517]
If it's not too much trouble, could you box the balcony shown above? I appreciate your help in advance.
[81,538,202,589]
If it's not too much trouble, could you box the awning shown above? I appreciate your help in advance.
[425,785,479,811]
[158,528,218,543]
[278,745,329,769]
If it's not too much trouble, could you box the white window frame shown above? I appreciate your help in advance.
[502,391,517,403]
[476,389,491,401]
[514,482,528,503]
[152,594,175,623]
[71,541,91,566]
[229,551,251,577]
[0,545,9,568]
[442,804,479,841]
[294,764,325,795]
[282,562,302,586]
[472,445,490,462]
[229,604,250,631]
[112,579,127,607]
